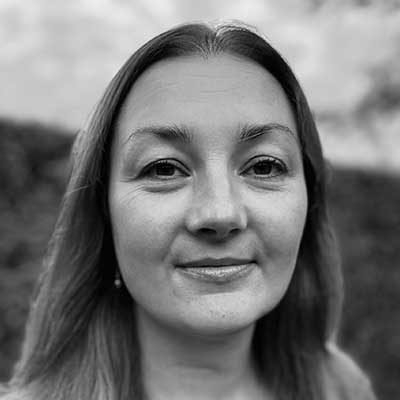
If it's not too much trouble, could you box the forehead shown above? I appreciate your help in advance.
[115,54,296,145]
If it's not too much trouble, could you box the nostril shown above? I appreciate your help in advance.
[199,228,215,235]
[198,226,241,241]
[185,198,247,238]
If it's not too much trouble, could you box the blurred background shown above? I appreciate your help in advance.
[0,0,399,399]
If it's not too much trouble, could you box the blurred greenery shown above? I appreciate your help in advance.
[0,118,399,399]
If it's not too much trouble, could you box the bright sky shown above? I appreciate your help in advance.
[1,0,399,170]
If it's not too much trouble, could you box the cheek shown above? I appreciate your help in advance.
[109,188,192,311]
[249,185,308,267]
[109,187,184,269]
[272,198,307,248]
[250,187,308,309]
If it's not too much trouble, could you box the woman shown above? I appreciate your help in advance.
[1,21,376,400]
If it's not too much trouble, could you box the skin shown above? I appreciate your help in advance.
[108,54,308,399]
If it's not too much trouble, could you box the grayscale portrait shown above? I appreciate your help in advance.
[1,3,399,400]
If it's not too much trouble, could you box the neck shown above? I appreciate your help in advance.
[136,309,268,400]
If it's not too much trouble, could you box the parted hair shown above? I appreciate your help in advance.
[4,21,342,400]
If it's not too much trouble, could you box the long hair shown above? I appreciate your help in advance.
[6,21,342,400]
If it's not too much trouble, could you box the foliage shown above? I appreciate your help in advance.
[329,166,400,400]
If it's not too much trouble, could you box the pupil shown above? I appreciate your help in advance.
[254,161,272,174]
[156,164,175,176]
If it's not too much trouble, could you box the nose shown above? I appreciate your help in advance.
[185,170,247,241]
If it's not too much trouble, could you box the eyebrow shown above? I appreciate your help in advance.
[123,124,193,147]
[124,122,298,148]
[238,123,297,144]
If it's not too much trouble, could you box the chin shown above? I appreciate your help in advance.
[169,298,275,337]
[183,319,256,337]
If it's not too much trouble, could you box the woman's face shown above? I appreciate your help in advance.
[108,54,307,335]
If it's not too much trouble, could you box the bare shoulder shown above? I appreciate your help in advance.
[324,342,378,400]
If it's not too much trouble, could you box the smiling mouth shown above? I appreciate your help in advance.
[175,258,255,283]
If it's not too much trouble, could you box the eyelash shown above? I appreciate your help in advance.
[140,157,287,180]
[241,156,287,179]
[140,159,189,180]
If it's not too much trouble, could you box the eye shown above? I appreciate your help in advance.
[242,156,287,179]
[140,159,189,180]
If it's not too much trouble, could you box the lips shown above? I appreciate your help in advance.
[175,257,256,284]
[176,257,254,268]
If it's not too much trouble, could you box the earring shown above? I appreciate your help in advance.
[114,269,122,289]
